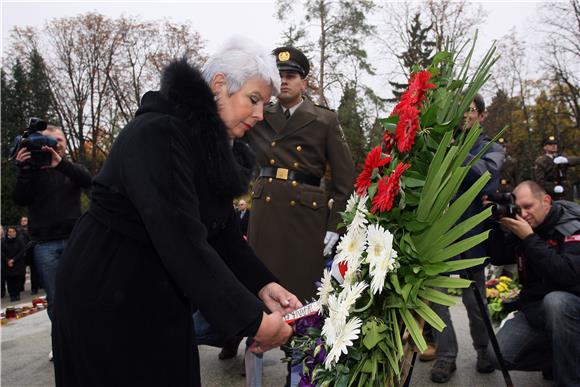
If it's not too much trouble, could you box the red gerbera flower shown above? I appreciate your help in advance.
[383,130,395,153]
[395,104,420,153]
[370,162,411,213]
[355,146,392,194]
[391,70,435,116]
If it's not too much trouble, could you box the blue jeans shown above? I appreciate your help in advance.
[34,239,67,321]
[487,291,580,387]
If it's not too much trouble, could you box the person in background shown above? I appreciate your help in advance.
[17,215,39,295]
[52,36,301,387]
[244,45,355,387]
[534,135,580,201]
[1,226,26,301]
[497,138,519,194]
[1,225,6,298]
[430,94,505,383]
[236,199,251,238]
[13,124,92,361]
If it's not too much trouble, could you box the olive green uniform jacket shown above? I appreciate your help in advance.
[246,99,355,301]
[534,154,580,201]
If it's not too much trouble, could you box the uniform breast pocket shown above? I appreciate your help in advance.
[251,182,264,200]
[299,189,327,211]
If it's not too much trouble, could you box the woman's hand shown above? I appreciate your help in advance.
[258,282,302,315]
[7,259,14,268]
[249,311,293,354]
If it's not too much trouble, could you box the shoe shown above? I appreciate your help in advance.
[419,342,437,362]
[218,338,241,360]
[476,351,495,374]
[10,296,17,302]
[430,359,457,383]
[49,350,53,362]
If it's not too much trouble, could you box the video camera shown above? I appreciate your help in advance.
[9,118,58,169]
[487,192,521,221]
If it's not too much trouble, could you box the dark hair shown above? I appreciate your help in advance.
[473,93,485,114]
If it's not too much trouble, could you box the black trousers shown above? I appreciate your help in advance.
[6,275,24,299]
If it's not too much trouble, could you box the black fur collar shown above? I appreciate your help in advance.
[148,59,254,198]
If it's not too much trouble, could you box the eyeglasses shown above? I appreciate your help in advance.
[468,107,479,112]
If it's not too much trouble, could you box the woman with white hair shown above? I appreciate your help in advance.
[53,36,300,386]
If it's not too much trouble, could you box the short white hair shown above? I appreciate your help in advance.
[202,35,280,96]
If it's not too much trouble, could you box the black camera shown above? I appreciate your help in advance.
[487,192,521,221]
[9,118,58,169]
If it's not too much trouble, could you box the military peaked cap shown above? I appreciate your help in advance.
[543,135,558,145]
[273,46,310,78]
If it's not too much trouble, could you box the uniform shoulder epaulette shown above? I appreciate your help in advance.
[314,103,335,112]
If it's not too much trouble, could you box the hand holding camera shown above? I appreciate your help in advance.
[499,215,533,240]
[9,117,60,169]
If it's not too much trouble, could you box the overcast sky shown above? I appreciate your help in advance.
[1,1,545,104]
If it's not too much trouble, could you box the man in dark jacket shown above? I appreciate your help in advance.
[13,125,91,359]
[486,180,580,386]
[430,94,505,383]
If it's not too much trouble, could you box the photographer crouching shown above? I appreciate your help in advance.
[11,118,92,360]
[486,180,580,386]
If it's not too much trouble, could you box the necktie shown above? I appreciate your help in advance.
[284,109,291,119]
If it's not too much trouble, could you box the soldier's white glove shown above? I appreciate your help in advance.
[553,156,568,165]
[323,231,339,257]
[554,185,564,194]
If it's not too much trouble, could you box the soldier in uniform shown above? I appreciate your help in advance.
[534,135,580,201]
[245,46,355,303]
[497,138,519,193]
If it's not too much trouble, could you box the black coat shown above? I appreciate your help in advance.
[489,201,580,327]
[53,60,276,387]
[237,209,250,236]
[1,236,26,277]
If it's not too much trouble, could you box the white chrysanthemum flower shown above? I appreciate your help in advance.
[365,226,398,295]
[345,192,359,213]
[322,294,342,344]
[342,256,361,287]
[340,281,368,311]
[370,249,398,294]
[356,193,369,214]
[366,224,393,262]
[335,228,366,266]
[324,316,363,369]
[317,269,334,306]
[348,210,368,232]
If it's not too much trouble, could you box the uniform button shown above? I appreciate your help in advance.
[293,162,299,168]
[265,196,271,203]
[268,178,273,183]
[251,191,254,195]
[312,201,318,208]
[270,159,276,165]
[291,181,298,187]
[296,145,302,152]
[271,141,276,147]
[290,200,296,206]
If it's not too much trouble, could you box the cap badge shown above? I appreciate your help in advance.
[549,135,555,141]
[278,51,290,61]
